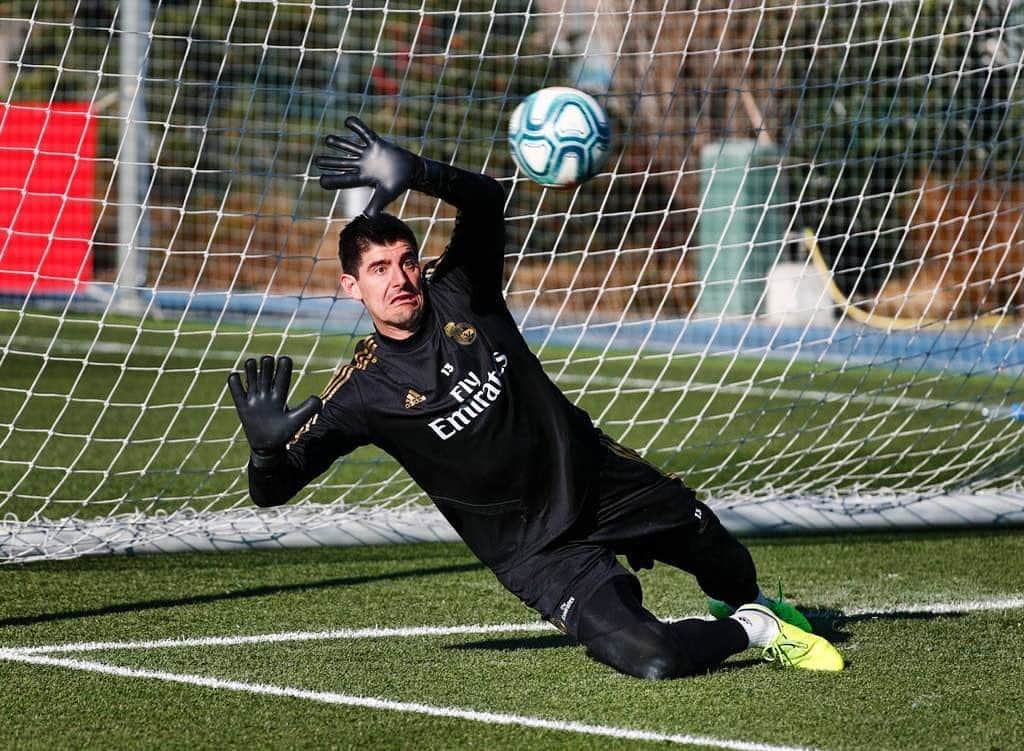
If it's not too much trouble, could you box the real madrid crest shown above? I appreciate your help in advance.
[444,321,477,345]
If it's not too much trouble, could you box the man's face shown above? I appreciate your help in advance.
[340,240,425,339]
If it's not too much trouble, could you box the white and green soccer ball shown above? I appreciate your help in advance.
[508,86,611,188]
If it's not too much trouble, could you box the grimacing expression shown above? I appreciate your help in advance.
[340,241,425,338]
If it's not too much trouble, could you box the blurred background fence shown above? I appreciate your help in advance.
[3,0,1022,323]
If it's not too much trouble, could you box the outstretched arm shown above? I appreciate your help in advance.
[229,355,366,507]
[415,157,506,294]
[315,116,506,293]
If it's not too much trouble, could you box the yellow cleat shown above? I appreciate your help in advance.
[737,604,845,672]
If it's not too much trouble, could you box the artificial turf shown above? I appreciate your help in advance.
[2,530,1023,750]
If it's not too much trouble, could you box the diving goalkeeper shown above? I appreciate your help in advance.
[228,116,843,679]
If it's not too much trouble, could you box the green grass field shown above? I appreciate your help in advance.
[3,308,1024,748]
[3,308,1022,528]
[2,531,1023,750]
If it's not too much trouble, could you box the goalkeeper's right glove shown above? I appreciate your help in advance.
[228,355,322,466]
[314,115,423,217]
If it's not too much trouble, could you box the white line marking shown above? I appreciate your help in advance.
[8,621,555,655]
[2,595,1021,750]
[838,595,1024,617]
[6,594,1023,656]
[0,651,814,751]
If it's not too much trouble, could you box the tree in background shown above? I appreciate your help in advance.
[4,0,1022,318]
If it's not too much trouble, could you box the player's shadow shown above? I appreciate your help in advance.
[714,657,765,672]
[451,606,972,672]
[0,561,484,629]
[449,637,777,676]
[803,605,967,645]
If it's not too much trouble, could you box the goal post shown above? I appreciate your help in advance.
[2,0,1024,562]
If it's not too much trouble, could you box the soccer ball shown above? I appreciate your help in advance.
[508,87,611,188]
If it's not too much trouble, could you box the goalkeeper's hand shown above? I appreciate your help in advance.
[314,115,422,217]
[228,355,321,461]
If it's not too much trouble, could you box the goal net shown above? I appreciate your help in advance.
[2,0,1023,562]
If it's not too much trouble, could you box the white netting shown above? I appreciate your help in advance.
[1,0,1023,562]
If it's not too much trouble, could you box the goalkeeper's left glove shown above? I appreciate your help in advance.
[314,115,422,217]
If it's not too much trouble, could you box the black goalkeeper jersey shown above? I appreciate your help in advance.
[248,164,603,572]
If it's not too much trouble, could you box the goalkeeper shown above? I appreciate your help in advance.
[229,116,843,679]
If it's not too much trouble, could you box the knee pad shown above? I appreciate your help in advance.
[576,574,694,680]
[584,620,694,680]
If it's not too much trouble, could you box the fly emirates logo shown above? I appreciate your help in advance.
[428,353,508,440]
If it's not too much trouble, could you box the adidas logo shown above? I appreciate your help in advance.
[404,389,426,408]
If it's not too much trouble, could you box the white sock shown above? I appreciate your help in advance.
[730,606,781,648]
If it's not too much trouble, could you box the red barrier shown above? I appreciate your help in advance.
[0,103,97,292]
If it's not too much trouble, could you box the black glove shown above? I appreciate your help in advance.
[228,356,322,464]
[314,116,423,217]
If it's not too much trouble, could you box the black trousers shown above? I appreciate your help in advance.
[498,436,757,678]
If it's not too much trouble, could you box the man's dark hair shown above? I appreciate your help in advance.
[338,212,419,277]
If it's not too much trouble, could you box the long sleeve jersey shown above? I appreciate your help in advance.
[248,162,603,572]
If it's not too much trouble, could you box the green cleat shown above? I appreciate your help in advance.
[737,604,845,672]
[708,582,814,633]
[707,597,735,621]
[768,597,814,633]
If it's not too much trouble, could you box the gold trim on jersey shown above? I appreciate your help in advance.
[599,433,677,479]
[287,335,378,447]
